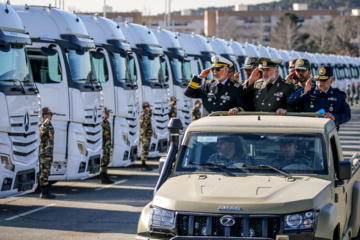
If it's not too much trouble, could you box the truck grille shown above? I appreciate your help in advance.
[176,214,281,238]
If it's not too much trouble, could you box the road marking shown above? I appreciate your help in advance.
[5,204,56,221]
[94,179,128,191]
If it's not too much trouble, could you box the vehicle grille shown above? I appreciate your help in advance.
[176,214,281,238]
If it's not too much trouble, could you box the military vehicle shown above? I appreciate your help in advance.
[136,112,360,240]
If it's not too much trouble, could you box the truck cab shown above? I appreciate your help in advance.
[79,14,137,167]
[0,2,40,198]
[228,40,247,82]
[137,113,360,240]
[151,28,192,129]
[14,5,103,181]
[119,22,169,158]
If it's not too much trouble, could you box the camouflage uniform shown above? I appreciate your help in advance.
[270,154,311,169]
[191,107,201,121]
[140,108,153,163]
[101,118,111,174]
[39,118,54,187]
[168,106,177,119]
[208,153,252,168]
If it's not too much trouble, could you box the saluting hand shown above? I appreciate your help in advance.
[304,77,313,93]
[285,72,296,83]
[199,68,212,79]
[233,72,241,81]
[248,67,260,86]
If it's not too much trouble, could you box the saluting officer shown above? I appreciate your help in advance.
[168,96,177,119]
[293,58,312,90]
[240,56,259,82]
[184,55,246,116]
[100,107,114,184]
[287,66,351,130]
[39,107,56,199]
[243,57,295,114]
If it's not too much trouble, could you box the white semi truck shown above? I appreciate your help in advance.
[79,14,137,167]
[14,5,103,181]
[151,28,192,128]
[119,22,169,158]
[0,3,40,198]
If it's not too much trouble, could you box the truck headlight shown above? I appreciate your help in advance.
[1,154,14,172]
[284,211,316,230]
[77,142,88,156]
[149,206,175,229]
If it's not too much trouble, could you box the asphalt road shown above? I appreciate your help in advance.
[1,104,359,240]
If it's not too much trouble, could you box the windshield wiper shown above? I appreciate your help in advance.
[21,79,39,94]
[3,79,26,94]
[242,164,293,178]
[189,161,235,176]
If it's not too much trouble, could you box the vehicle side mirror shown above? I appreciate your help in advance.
[90,49,104,59]
[0,39,11,52]
[338,161,352,180]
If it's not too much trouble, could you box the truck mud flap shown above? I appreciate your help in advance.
[13,169,35,192]
[87,155,101,174]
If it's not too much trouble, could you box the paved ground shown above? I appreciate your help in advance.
[0,104,359,240]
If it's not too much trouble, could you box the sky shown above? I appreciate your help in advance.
[8,0,279,15]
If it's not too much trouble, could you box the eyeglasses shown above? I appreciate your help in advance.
[211,67,224,72]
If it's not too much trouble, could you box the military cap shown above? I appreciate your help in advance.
[240,56,259,70]
[258,57,282,69]
[42,107,53,115]
[142,101,150,108]
[104,107,112,113]
[314,66,333,81]
[170,96,177,101]
[194,100,201,105]
[211,55,233,68]
[295,58,311,70]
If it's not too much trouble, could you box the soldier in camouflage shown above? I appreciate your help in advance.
[139,102,153,171]
[191,100,201,121]
[168,96,177,119]
[100,107,114,184]
[39,107,56,199]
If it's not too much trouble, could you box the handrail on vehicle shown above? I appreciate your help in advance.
[208,111,325,118]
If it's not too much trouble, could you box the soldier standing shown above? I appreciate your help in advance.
[287,66,351,131]
[168,96,177,119]
[39,107,56,199]
[100,108,114,184]
[184,55,247,116]
[243,57,295,114]
[191,100,202,121]
[139,102,153,171]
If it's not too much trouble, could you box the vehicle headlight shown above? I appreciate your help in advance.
[77,142,88,156]
[122,133,130,146]
[149,206,175,229]
[1,154,14,172]
[284,211,316,230]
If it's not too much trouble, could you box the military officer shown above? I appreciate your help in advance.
[293,58,312,90]
[243,57,295,114]
[184,55,247,116]
[168,96,177,119]
[139,102,153,171]
[285,58,298,83]
[240,56,260,82]
[100,107,114,184]
[191,100,202,121]
[287,66,351,130]
[39,107,56,199]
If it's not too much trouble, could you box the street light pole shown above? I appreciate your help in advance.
[104,0,106,18]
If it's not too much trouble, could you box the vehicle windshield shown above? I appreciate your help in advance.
[139,54,164,83]
[174,132,327,176]
[112,52,134,84]
[91,53,108,83]
[183,60,192,83]
[66,49,96,82]
[0,46,33,84]
[170,57,191,84]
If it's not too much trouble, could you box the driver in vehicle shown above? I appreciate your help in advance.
[271,139,311,169]
[207,136,252,168]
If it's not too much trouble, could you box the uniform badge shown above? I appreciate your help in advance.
[256,95,259,98]
[262,61,267,67]
[274,92,283,97]
[234,83,240,88]
[319,67,326,75]
[208,98,212,102]
[276,97,280,101]
[225,92,228,95]
[310,104,314,108]
[223,100,226,103]
[206,80,212,84]
[211,56,219,64]
[329,107,333,112]
[298,59,304,66]
[328,97,337,101]
[220,95,230,101]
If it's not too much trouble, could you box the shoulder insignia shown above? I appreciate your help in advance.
[206,80,212,84]
[234,83,240,88]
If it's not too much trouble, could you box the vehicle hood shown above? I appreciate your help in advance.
[153,174,332,214]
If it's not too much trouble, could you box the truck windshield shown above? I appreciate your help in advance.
[170,58,190,84]
[139,55,164,83]
[91,53,108,83]
[175,132,327,176]
[66,50,96,82]
[0,46,33,84]
[111,52,133,84]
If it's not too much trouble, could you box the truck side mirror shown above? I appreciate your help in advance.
[0,39,10,52]
[338,161,351,180]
